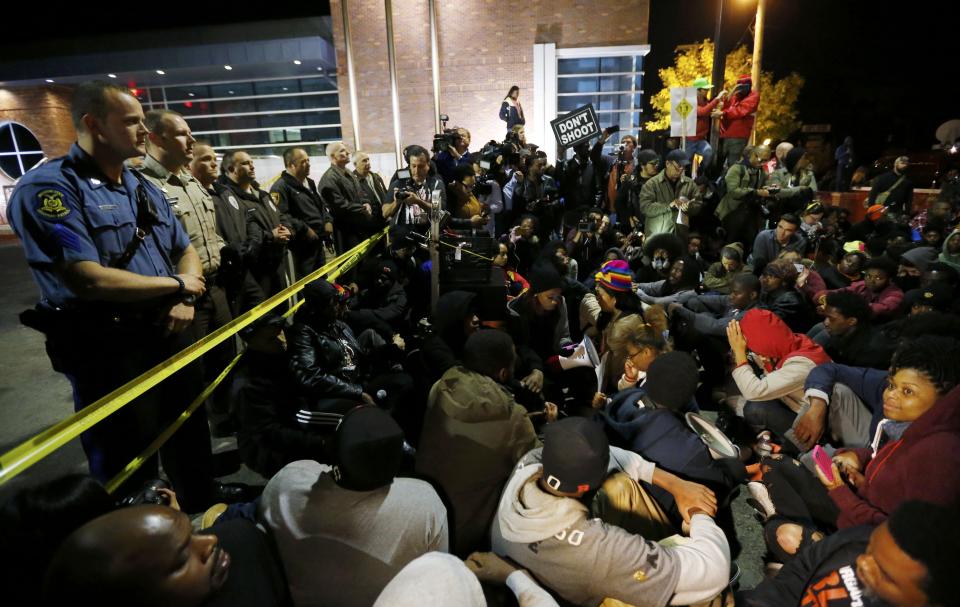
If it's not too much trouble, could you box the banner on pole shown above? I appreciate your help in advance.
[670,87,698,138]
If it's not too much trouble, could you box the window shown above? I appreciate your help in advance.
[0,122,44,180]
[144,75,342,155]
[533,44,649,163]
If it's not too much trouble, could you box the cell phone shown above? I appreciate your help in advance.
[812,445,834,483]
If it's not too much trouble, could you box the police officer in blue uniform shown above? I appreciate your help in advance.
[6,81,242,509]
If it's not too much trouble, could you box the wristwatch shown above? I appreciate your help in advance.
[181,293,198,306]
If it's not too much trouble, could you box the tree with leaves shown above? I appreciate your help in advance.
[647,40,804,143]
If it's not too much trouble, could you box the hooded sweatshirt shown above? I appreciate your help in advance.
[416,366,540,556]
[940,230,960,272]
[733,309,831,412]
[828,383,960,529]
[492,448,730,607]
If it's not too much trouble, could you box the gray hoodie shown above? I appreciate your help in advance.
[492,448,730,607]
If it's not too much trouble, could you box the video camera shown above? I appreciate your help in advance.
[432,113,458,154]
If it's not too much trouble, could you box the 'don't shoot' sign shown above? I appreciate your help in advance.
[551,104,600,148]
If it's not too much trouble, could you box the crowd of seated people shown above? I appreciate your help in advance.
[5,103,960,607]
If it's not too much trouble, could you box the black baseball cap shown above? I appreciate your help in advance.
[541,418,609,494]
[666,149,691,167]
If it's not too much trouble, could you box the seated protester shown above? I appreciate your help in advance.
[541,239,579,281]
[759,259,815,333]
[565,208,616,281]
[901,282,953,316]
[513,156,561,239]
[749,213,806,276]
[939,227,960,273]
[634,232,684,283]
[751,338,960,562]
[635,255,702,306]
[670,274,762,339]
[579,261,644,393]
[491,417,731,607]
[702,242,752,294]
[506,262,573,403]
[374,551,560,607]
[420,290,480,386]
[446,164,489,231]
[258,406,448,607]
[43,504,289,607]
[344,258,409,340]
[819,250,867,290]
[287,279,412,421]
[602,353,746,518]
[921,260,959,292]
[669,274,762,403]
[815,291,894,370]
[726,309,831,453]
[235,315,327,478]
[416,330,546,557]
[598,311,670,394]
[684,232,707,274]
[894,246,938,293]
[815,257,904,323]
[503,214,541,276]
[776,249,827,307]
[741,500,960,607]
[491,241,530,299]
[796,202,826,245]
[919,219,947,249]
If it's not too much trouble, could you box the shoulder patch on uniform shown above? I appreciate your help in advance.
[271,192,281,204]
[228,195,240,210]
[36,189,70,220]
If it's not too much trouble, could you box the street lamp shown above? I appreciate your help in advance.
[749,0,767,144]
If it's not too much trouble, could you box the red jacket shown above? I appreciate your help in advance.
[829,383,960,528]
[719,90,759,140]
[693,96,722,141]
[815,281,904,322]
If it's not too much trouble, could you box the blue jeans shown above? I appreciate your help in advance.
[686,139,714,172]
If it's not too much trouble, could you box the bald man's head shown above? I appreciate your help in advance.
[43,505,230,607]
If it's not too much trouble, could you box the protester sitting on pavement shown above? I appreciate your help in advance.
[808,291,894,369]
[258,406,448,607]
[491,417,731,607]
[749,337,960,561]
[740,500,960,607]
[702,242,752,294]
[818,250,867,290]
[636,255,702,306]
[601,309,669,393]
[43,504,289,607]
[416,330,551,557]
[759,259,815,333]
[726,308,831,454]
[901,282,953,316]
[815,256,904,323]
[343,258,409,340]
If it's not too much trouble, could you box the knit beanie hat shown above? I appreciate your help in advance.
[721,242,745,261]
[866,205,886,221]
[900,246,939,272]
[784,147,805,173]
[528,261,565,294]
[541,418,609,494]
[595,260,634,292]
[331,406,404,491]
[645,352,699,412]
[303,279,350,307]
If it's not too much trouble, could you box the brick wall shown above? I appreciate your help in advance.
[0,85,75,159]
[330,0,649,157]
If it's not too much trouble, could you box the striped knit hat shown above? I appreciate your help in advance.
[595,259,633,292]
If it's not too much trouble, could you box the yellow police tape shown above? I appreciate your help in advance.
[0,229,387,486]
[101,236,378,493]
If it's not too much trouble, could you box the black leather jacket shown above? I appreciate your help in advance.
[288,318,365,400]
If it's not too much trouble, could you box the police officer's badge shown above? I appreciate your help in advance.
[269,191,280,212]
[36,190,70,219]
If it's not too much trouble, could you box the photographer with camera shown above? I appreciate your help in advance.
[447,164,490,232]
[513,156,561,239]
[434,126,473,184]
[387,145,446,230]
[558,141,599,211]
[766,146,818,219]
[565,208,616,281]
[591,126,637,217]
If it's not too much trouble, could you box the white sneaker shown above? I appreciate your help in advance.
[748,481,776,519]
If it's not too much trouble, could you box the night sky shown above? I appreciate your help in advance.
[1,1,954,165]
[645,0,958,162]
